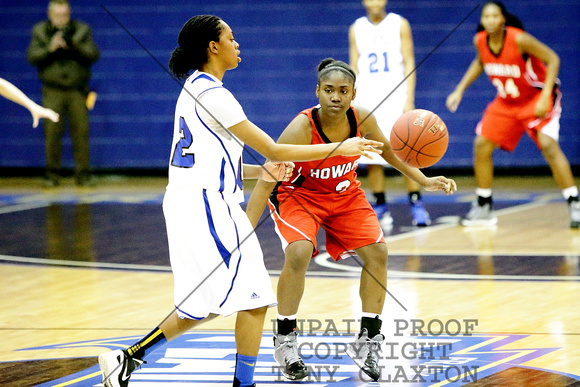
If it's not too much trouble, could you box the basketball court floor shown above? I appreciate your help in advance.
[1,174,579,386]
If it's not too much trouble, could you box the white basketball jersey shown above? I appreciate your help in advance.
[352,13,407,110]
[167,71,246,202]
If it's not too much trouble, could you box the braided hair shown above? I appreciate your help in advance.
[169,15,223,80]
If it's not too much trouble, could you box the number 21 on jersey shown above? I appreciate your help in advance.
[369,52,389,73]
[171,117,194,168]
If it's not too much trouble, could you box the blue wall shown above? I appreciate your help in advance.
[1,0,578,170]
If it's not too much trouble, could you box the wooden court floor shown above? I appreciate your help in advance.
[0,174,579,386]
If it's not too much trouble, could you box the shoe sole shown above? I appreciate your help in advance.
[273,347,309,380]
[346,345,380,381]
[98,351,125,387]
[98,354,114,387]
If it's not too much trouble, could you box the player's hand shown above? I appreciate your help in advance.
[260,161,295,182]
[423,176,457,195]
[339,137,383,159]
[534,95,550,118]
[446,91,463,113]
[30,104,59,128]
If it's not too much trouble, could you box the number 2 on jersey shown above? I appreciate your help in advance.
[369,52,389,73]
[171,117,195,168]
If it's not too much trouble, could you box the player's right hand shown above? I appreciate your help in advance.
[260,161,295,182]
[446,91,463,113]
[339,137,383,158]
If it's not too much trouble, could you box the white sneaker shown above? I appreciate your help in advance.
[99,349,144,387]
[273,332,309,380]
[346,328,384,381]
[460,201,497,227]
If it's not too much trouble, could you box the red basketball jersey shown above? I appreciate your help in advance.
[476,26,550,105]
[281,106,362,194]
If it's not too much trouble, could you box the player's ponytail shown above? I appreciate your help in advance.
[477,1,524,32]
[317,57,356,85]
[169,15,223,80]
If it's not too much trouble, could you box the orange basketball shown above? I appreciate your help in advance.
[389,109,449,168]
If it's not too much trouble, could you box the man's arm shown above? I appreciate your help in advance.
[27,23,52,66]
[70,22,100,64]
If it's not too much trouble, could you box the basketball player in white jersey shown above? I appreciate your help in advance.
[349,0,431,227]
[97,15,383,387]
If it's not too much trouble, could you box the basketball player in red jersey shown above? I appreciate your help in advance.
[246,58,456,381]
[446,1,579,228]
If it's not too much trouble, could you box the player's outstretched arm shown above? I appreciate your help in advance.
[423,176,457,195]
[242,162,295,182]
[0,77,59,128]
[229,118,382,163]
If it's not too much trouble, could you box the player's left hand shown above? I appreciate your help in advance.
[423,176,457,195]
[260,161,295,182]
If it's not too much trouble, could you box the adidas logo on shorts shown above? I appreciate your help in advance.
[250,292,260,299]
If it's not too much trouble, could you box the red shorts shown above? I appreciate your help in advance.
[476,89,562,152]
[268,186,385,261]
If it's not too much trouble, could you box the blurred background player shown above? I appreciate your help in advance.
[349,0,431,227]
[97,16,383,387]
[247,58,456,381]
[27,0,100,187]
[0,77,59,128]
[446,1,579,228]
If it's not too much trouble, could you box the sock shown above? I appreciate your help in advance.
[409,191,422,204]
[562,186,578,201]
[126,327,167,360]
[277,317,297,336]
[475,188,492,206]
[475,188,492,198]
[234,353,257,386]
[373,192,386,205]
[360,315,382,338]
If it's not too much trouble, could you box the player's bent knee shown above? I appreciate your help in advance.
[285,241,314,268]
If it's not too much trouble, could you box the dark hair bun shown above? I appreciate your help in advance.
[317,58,336,72]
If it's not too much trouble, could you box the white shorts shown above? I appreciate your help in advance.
[163,188,276,319]
[355,83,406,166]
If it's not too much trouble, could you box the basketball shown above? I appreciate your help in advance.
[389,109,449,168]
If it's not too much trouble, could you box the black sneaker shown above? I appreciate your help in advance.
[99,349,145,387]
